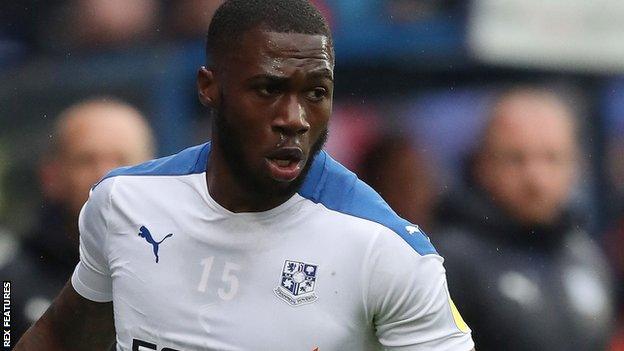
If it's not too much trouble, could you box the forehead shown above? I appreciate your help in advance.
[60,108,148,152]
[486,110,575,153]
[227,29,333,76]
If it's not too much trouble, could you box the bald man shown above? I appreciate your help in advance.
[1,98,155,341]
[41,98,155,229]
[472,90,578,227]
[433,88,614,351]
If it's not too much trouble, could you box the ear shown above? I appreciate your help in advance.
[197,66,220,108]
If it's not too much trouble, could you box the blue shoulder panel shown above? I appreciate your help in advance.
[93,142,211,189]
[299,151,437,256]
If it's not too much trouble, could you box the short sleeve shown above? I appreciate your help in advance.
[71,178,114,302]
[365,228,474,351]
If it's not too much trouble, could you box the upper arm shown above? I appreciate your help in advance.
[367,229,475,351]
[15,280,115,351]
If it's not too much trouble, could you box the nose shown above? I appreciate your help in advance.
[522,157,552,192]
[272,94,310,136]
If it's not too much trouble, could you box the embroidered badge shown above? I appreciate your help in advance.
[274,260,318,306]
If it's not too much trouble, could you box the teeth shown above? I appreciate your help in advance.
[274,159,290,167]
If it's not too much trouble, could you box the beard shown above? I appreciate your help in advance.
[214,95,328,200]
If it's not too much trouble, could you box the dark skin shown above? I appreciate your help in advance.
[14,282,115,350]
[199,28,334,212]
[16,28,476,350]
[14,28,334,350]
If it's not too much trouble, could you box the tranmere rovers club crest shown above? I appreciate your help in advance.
[274,260,318,306]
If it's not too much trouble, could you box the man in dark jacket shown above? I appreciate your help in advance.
[434,87,614,351]
[0,97,155,340]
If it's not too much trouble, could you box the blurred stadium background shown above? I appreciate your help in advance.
[0,0,624,232]
[2,0,623,233]
[1,0,624,347]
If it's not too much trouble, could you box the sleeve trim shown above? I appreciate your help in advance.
[71,263,113,303]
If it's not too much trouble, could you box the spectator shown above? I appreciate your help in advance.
[434,87,614,350]
[54,0,160,52]
[324,102,381,171]
[0,97,155,340]
[359,134,437,230]
[166,0,224,40]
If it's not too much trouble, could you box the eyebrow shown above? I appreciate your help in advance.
[248,74,289,85]
[308,68,334,82]
[248,68,334,83]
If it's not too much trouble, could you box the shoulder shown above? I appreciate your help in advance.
[563,229,612,273]
[93,142,211,189]
[433,224,489,256]
[299,151,437,256]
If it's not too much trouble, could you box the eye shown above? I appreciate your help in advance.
[256,84,282,97]
[305,87,328,102]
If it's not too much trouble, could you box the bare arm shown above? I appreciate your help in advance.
[14,280,114,351]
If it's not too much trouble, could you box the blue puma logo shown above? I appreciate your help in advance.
[138,226,174,263]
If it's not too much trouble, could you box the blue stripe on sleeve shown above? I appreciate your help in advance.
[299,151,437,256]
[93,142,211,189]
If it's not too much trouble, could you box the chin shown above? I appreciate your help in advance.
[520,210,558,226]
[270,177,305,197]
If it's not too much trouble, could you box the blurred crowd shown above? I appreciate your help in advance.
[2,1,624,350]
[0,0,221,59]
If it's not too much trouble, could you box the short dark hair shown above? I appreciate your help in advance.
[207,0,333,65]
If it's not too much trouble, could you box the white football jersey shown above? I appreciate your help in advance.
[71,143,474,351]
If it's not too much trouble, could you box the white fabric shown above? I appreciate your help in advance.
[73,173,474,351]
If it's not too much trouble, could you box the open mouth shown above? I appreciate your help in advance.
[266,148,305,182]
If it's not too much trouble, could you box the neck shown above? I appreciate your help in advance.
[206,147,294,213]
